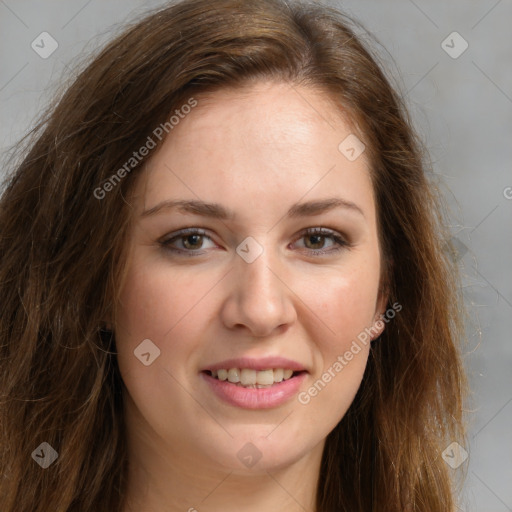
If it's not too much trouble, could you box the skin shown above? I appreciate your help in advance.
[115,81,388,512]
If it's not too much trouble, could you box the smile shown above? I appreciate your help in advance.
[200,370,308,409]
[206,368,301,388]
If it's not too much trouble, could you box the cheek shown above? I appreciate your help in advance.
[116,256,211,341]
[114,260,217,434]
[114,263,174,377]
[294,270,377,427]
[114,257,223,384]
[290,254,380,416]
[297,261,381,347]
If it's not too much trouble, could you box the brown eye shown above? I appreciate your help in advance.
[181,234,204,250]
[304,234,327,250]
[160,228,216,255]
[293,227,349,256]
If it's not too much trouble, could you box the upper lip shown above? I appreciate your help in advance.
[201,356,308,373]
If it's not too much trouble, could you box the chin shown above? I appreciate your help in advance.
[204,433,309,474]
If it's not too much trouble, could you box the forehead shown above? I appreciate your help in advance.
[165,82,360,158]
[135,82,375,220]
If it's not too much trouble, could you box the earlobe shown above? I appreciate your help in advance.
[371,310,387,340]
[373,262,392,340]
[371,292,389,341]
[100,321,114,333]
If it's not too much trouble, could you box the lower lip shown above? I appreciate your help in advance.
[200,371,307,410]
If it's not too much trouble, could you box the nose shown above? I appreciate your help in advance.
[219,245,297,337]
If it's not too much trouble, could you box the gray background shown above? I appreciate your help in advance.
[1,1,511,510]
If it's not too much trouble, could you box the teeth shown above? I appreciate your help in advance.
[209,368,299,387]
[241,368,257,385]
[254,369,274,386]
[227,368,240,383]
[274,368,284,382]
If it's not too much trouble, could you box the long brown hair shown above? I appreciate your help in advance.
[0,0,468,510]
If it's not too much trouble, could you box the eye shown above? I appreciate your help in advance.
[293,227,349,255]
[160,228,216,255]
[159,226,350,258]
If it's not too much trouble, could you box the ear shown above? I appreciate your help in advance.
[371,274,391,340]
[370,294,388,340]
[99,320,114,332]
[100,309,114,332]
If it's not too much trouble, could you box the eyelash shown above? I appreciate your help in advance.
[159,227,350,257]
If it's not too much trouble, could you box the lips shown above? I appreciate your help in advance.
[199,356,308,409]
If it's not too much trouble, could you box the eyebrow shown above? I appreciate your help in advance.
[141,197,365,220]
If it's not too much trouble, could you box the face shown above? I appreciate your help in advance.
[115,82,387,477]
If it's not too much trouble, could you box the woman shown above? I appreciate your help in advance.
[0,0,468,510]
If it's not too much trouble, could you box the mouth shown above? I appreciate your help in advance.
[201,368,307,388]
[200,367,308,409]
